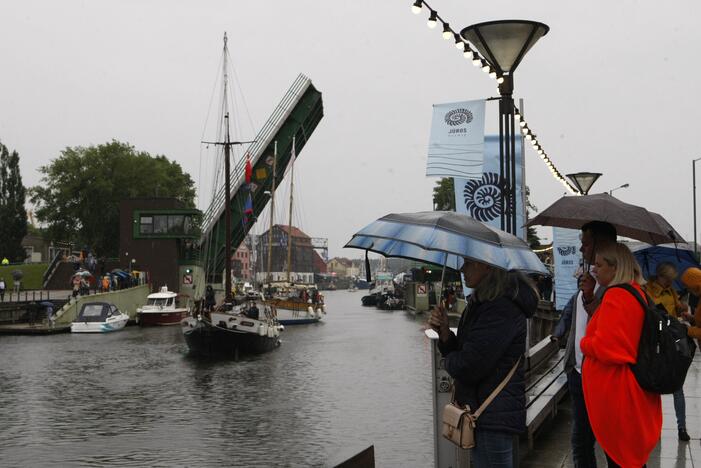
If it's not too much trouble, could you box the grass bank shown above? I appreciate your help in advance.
[0,263,48,290]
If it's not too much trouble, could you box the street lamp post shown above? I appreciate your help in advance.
[608,183,630,196]
[693,158,701,256]
[461,20,549,235]
[566,172,602,196]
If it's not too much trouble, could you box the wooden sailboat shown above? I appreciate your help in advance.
[263,136,326,324]
[182,33,282,357]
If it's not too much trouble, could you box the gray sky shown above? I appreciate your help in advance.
[1,0,700,258]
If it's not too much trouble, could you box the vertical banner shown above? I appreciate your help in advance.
[552,227,582,309]
[453,135,525,240]
[426,100,486,179]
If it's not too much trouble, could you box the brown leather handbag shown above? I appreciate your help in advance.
[441,357,521,449]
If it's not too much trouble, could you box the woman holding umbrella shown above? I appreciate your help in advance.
[429,260,538,467]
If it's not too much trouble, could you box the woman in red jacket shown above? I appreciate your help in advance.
[580,242,662,467]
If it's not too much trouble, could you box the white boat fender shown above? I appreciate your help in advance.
[307,306,314,316]
[278,324,285,332]
[258,324,266,336]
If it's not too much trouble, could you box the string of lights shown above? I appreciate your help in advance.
[410,0,580,195]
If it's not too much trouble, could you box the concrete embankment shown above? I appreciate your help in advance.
[54,285,150,325]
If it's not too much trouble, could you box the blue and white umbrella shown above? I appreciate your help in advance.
[345,211,548,275]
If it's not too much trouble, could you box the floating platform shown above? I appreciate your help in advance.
[0,323,71,335]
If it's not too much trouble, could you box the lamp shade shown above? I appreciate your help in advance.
[566,172,602,195]
[460,20,549,74]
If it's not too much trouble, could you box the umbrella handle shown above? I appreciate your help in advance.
[438,252,448,308]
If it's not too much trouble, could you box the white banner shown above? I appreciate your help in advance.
[453,135,525,240]
[552,227,582,310]
[426,100,486,179]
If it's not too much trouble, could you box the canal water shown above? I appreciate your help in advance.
[0,291,435,467]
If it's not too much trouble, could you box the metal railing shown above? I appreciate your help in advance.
[42,251,64,289]
[200,74,312,238]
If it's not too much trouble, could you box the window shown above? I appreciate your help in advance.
[140,216,153,234]
[168,215,185,234]
[153,215,168,234]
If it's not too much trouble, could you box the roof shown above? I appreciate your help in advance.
[274,224,311,239]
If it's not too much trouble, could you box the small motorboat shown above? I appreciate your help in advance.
[71,302,129,333]
[137,286,191,326]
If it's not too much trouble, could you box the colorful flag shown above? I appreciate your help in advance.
[248,182,258,193]
[255,168,267,180]
[265,155,274,166]
[244,193,253,215]
[245,154,252,184]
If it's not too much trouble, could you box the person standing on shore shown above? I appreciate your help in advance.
[0,277,5,301]
[581,242,662,467]
[428,259,538,467]
[643,262,691,441]
[559,221,617,467]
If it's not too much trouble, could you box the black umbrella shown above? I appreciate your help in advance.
[526,193,684,245]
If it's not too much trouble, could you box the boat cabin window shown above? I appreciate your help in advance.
[147,298,171,307]
[78,303,109,322]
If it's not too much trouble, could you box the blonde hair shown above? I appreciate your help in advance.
[596,242,645,286]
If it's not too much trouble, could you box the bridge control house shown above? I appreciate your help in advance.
[119,198,201,294]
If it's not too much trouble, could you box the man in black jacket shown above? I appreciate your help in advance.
[553,221,616,468]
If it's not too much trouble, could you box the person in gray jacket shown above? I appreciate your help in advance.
[551,221,616,468]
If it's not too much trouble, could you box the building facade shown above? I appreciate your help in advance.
[255,225,326,284]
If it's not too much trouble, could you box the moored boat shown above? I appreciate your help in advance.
[182,302,282,357]
[137,286,190,326]
[71,302,129,333]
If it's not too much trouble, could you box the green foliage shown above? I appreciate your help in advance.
[525,185,541,249]
[0,263,46,289]
[31,140,196,257]
[432,178,455,211]
[0,141,28,262]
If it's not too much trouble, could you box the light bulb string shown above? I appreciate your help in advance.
[411,0,580,196]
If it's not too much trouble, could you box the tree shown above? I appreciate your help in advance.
[0,141,28,262]
[432,177,455,211]
[525,185,542,249]
[31,140,196,257]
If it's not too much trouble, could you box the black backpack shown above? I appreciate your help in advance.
[609,284,696,394]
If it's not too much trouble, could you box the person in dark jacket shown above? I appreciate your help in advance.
[429,259,538,468]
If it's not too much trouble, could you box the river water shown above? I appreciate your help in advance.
[0,291,435,467]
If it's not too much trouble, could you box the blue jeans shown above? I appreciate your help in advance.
[568,370,597,468]
[472,429,514,468]
[673,387,686,430]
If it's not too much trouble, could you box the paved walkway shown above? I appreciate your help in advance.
[522,355,701,467]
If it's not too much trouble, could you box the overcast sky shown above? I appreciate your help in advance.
[1,1,699,258]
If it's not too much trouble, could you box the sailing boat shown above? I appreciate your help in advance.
[260,137,325,325]
[182,33,282,357]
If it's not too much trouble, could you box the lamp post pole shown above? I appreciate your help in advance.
[460,20,549,235]
[608,183,629,196]
[694,158,701,256]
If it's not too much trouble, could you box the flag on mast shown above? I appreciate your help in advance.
[245,153,252,184]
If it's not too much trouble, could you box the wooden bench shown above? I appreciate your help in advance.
[524,338,568,450]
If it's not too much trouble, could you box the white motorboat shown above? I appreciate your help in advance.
[71,302,129,333]
[137,286,190,326]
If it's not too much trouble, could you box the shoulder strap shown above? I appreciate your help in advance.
[473,356,521,419]
[608,283,649,308]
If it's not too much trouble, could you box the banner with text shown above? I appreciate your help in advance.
[426,100,486,179]
[453,135,525,240]
[552,227,582,309]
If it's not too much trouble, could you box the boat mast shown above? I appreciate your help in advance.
[222,33,233,303]
[285,136,295,283]
[201,32,255,303]
[266,142,277,284]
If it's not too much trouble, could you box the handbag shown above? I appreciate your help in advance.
[441,356,521,449]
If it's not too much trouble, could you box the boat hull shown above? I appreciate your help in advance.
[182,318,280,357]
[71,317,128,333]
[137,309,189,326]
[275,307,322,326]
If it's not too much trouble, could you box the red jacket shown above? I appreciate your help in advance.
[580,282,662,467]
